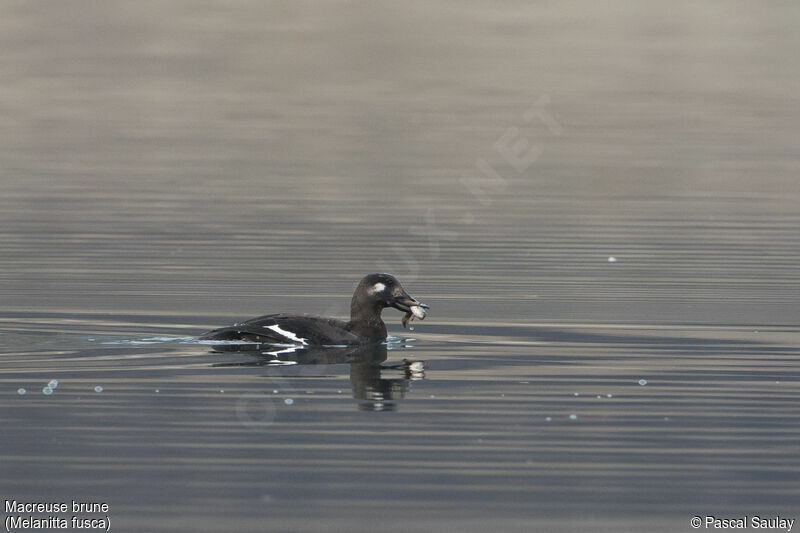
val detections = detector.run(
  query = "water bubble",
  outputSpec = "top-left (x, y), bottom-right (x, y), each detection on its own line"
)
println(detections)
top-left (219, 389), bottom-right (225, 393)
top-left (17, 388), bottom-right (26, 395)
top-left (607, 394), bottom-right (613, 398)
top-left (638, 379), bottom-right (648, 386)
top-left (42, 387), bottom-right (53, 395)
top-left (155, 389), bottom-right (160, 393)
top-left (569, 414), bottom-right (578, 420)
top-left (545, 416), bottom-right (552, 422)
top-left (573, 392), bottom-right (580, 397)
top-left (284, 398), bottom-right (294, 405)
top-left (48, 380), bottom-right (59, 389)
top-left (94, 386), bottom-right (103, 393)
top-left (608, 256), bottom-right (617, 263)
top-left (272, 390), bottom-right (279, 394)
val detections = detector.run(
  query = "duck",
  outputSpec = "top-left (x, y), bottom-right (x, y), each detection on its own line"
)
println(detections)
top-left (199, 273), bottom-right (429, 345)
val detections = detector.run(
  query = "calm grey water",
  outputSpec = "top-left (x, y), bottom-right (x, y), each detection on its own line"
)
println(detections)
top-left (1, 2), bottom-right (799, 532)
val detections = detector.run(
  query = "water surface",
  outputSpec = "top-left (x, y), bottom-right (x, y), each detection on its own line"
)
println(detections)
top-left (1, 1), bottom-right (799, 532)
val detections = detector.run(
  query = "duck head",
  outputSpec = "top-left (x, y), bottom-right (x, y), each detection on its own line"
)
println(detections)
top-left (350, 273), bottom-right (429, 327)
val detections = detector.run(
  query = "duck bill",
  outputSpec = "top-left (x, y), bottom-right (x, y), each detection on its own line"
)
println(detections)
top-left (391, 294), bottom-right (429, 313)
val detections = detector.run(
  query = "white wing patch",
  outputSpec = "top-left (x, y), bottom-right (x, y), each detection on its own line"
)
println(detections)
top-left (370, 282), bottom-right (386, 294)
top-left (264, 324), bottom-right (308, 345)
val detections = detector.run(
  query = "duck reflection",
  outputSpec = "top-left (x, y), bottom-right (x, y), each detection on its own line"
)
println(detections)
top-left (209, 343), bottom-right (424, 411)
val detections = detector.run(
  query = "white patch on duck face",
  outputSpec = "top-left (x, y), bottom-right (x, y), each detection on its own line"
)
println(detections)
top-left (369, 282), bottom-right (387, 294)
top-left (264, 324), bottom-right (308, 345)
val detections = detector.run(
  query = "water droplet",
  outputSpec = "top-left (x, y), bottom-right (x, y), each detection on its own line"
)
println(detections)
top-left (337, 390), bottom-right (343, 394)
top-left (608, 256), bottom-right (617, 263)
top-left (155, 389), bottom-right (160, 393)
top-left (638, 379), bottom-right (648, 386)
top-left (219, 389), bottom-right (225, 393)
top-left (573, 392), bottom-right (579, 396)
top-left (607, 394), bottom-right (613, 398)
top-left (42, 387), bottom-right (53, 395)
top-left (284, 398), bottom-right (294, 405)
top-left (272, 390), bottom-right (279, 394)
top-left (408, 326), bottom-right (415, 331)
top-left (569, 414), bottom-right (578, 420)
top-left (48, 380), bottom-right (59, 389)
top-left (596, 395), bottom-right (602, 399)
top-left (429, 395), bottom-right (436, 399)
top-left (94, 386), bottom-right (103, 393)
top-left (545, 416), bottom-right (552, 422)
top-left (17, 388), bottom-right (26, 395)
